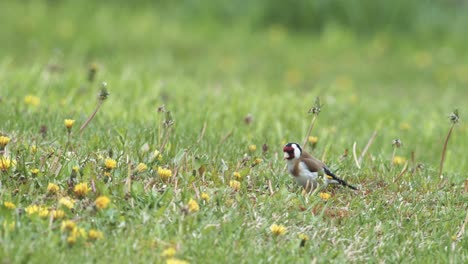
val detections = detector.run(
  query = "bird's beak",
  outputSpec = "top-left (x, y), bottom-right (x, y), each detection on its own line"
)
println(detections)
top-left (283, 152), bottom-right (289, 160)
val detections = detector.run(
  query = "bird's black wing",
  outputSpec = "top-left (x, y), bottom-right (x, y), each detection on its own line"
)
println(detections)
top-left (323, 166), bottom-right (357, 190)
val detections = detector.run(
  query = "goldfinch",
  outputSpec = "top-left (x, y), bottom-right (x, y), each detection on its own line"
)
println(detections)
top-left (283, 142), bottom-right (357, 190)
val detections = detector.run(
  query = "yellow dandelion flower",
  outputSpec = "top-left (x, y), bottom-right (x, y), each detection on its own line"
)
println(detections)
top-left (73, 182), bottom-right (89, 198)
top-left (229, 180), bottom-right (241, 191)
top-left (0, 136), bottom-right (10, 148)
top-left (399, 122), bottom-right (411, 131)
top-left (393, 156), bottom-right (406, 165)
top-left (248, 144), bottom-right (257, 152)
top-left (38, 206), bottom-right (49, 218)
top-left (299, 233), bottom-right (309, 241)
top-left (24, 95), bottom-right (40, 106)
top-left (201, 192), bottom-right (210, 202)
top-left (30, 145), bottom-right (37, 154)
top-left (25, 204), bottom-right (40, 215)
top-left (30, 168), bottom-right (39, 176)
top-left (161, 247), bottom-right (177, 258)
top-left (95, 196), bottom-right (111, 209)
top-left (308, 136), bottom-right (318, 144)
top-left (61, 220), bottom-right (76, 232)
top-left (136, 162), bottom-right (148, 173)
top-left (152, 149), bottom-right (160, 158)
top-left (88, 229), bottom-right (104, 241)
top-left (51, 210), bottom-right (65, 220)
top-left (158, 167), bottom-right (172, 181)
top-left (270, 224), bottom-right (287, 236)
top-left (254, 158), bottom-right (263, 165)
top-left (233, 171), bottom-right (242, 180)
top-left (59, 197), bottom-right (75, 209)
top-left (319, 192), bottom-right (331, 201)
top-left (187, 199), bottom-right (200, 213)
top-left (166, 258), bottom-right (189, 264)
top-left (104, 158), bottom-right (117, 170)
top-left (64, 119), bottom-right (75, 129)
top-left (47, 183), bottom-right (60, 194)
top-left (0, 157), bottom-right (14, 171)
top-left (4, 201), bottom-right (16, 210)
top-left (67, 235), bottom-right (77, 245)
top-left (70, 227), bottom-right (87, 239)
top-left (72, 166), bottom-right (80, 173)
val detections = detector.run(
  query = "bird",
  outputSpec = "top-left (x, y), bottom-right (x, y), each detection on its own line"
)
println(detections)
top-left (283, 142), bottom-right (357, 191)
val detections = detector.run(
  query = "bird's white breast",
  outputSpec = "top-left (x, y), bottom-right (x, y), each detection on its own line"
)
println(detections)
top-left (287, 160), bottom-right (319, 188)
top-left (296, 162), bottom-right (318, 187)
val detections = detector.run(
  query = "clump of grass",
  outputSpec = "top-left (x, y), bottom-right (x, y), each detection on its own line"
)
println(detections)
top-left (438, 109), bottom-right (459, 181)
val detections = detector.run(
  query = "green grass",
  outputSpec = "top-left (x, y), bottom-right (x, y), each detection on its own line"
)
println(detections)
top-left (0, 1), bottom-right (467, 263)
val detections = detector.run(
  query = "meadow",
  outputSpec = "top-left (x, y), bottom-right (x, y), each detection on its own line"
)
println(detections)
top-left (0, 1), bottom-right (467, 263)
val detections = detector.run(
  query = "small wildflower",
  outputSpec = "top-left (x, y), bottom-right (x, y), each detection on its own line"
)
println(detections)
top-left (4, 201), bottom-right (16, 209)
top-left (104, 171), bottom-right (111, 177)
top-left (166, 258), bottom-right (189, 264)
top-left (308, 136), bottom-right (318, 145)
top-left (24, 95), bottom-right (40, 106)
top-left (299, 233), bottom-right (309, 241)
top-left (25, 205), bottom-right (38, 215)
top-left (299, 233), bottom-right (309, 247)
top-left (30, 145), bottom-right (37, 154)
top-left (0, 157), bottom-right (14, 171)
top-left (392, 139), bottom-right (402, 148)
top-left (161, 247), bottom-right (177, 258)
top-left (151, 150), bottom-right (161, 161)
top-left (233, 171), bottom-right (242, 180)
top-left (88, 229), bottom-right (104, 241)
top-left (399, 123), bottom-right (411, 131)
top-left (187, 199), bottom-right (200, 213)
top-left (308, 97), bottom-right (322, 115)
top-left (95, 196), bottom-right (111, 209)
top-left (158, 167), bottom-right (172, 181)
top-left (59, 197), bottom-right (75, 209)
top-left (73, 182), bottom-right (90, 198)
top-left (248, 144), bottom-right (257, 152)
top-left (38, 207), bottom-right (49, 218)
top-left (254, 158), bottom-right (263, 165)
top-left (104, 158), bottom-right (117, 170)
top-left (64, 119), bottom-right (75, 129)
top-left (67, 235), bottom-right (77, 245)
top-left (47, 183), bottom-right (60, 194)
top-left (319, 192), bottom-right (331, 201)
top-left (393, 156), bottom-right (406, 165)
top-left (98, 84), bottom-right (109, 101)
top-left (0, 136), bottom-right (10, 149)
top-left (449, 109), bottom-right (459, 124)
top-left (30, 168), bottom-right (40, 176)
top-left (72, 166), bottom-right (80, 173)
top-left (229, 180), bottom-right (241, 191)
top-left (201, 192), bottom-right (210, 202)
top-left (51, 209), bottom-right (65, 220)
top-left (61, 220), bottom-right (77, 232)
top-left (136, 163), bottom-right (148, 173)
top-left (70, 227), bottom-right (87, 239)
top-left (270, 224), bottom-right (287, 236)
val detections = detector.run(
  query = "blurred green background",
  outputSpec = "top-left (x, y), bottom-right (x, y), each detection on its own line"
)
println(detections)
top-left (0, 0), bottom-right (466, 172)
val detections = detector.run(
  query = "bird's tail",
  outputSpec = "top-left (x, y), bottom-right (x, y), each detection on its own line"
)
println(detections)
top-left (324, 167), bottom-right (358, 190)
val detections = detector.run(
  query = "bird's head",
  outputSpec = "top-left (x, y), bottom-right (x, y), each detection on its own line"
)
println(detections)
top-left (283, 143), bottom-right (302, 160)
